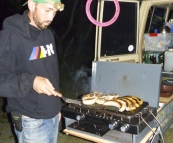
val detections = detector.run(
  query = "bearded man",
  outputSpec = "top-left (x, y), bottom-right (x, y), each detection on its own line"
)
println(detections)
top-left (0, 0), bottom-right (64, 142)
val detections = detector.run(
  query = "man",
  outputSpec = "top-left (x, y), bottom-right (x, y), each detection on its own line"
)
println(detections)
top-left (0, 0), bottom-right (64, 142)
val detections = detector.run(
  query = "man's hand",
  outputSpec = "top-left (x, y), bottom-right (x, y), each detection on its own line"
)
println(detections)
top-left (33, 76), bottom-right (62, 97)
top-left (58, 112), bottom-right (61, 121)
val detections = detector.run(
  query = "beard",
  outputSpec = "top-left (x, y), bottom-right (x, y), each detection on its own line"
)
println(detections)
top-left (33, 7), bottom-right (51, 29)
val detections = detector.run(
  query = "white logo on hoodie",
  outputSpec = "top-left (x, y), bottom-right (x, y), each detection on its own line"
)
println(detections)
top-left (29, 43), bottom-right (54, 61)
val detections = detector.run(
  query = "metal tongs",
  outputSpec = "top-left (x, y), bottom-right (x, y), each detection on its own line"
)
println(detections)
top-left (55, 90), bottom-right (82, 105)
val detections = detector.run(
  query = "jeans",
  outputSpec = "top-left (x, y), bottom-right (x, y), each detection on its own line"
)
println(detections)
top-left (14, 114), bottom-right (59, 143)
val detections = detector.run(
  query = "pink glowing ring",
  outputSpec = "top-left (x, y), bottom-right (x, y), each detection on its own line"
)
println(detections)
top-left (86, 0), bottom-right (120, 27)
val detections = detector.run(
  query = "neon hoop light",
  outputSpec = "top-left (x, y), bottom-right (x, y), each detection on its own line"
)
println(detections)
top-left (86, 0), bottom-right (120, 27)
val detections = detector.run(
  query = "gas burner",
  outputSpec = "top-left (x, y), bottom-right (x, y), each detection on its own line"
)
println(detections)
top-left (62, 101), bottom-right (157, 136)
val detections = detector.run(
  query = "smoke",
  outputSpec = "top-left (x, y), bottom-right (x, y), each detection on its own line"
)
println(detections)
top-left (73, 66), bottom-right (91, 96)
top-left (60, 65), bottom-right (91, 98)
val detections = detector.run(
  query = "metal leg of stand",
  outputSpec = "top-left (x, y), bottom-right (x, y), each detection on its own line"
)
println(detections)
top-left (149, 128), bottom-right (157, 143)
top-left (158, 126), bottom-right (165, 143)
top-left (148, 109), bottom-right (165, 143)
top-left (150, 126), bottom-right (165, 143)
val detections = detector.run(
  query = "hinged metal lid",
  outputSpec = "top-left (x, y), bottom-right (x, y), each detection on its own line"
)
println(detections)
top-left (91, 61), bottom-right (162, 108)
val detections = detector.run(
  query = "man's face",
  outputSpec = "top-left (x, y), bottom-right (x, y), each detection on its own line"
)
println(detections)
top-left (33, 3), bottom-right (57, 29)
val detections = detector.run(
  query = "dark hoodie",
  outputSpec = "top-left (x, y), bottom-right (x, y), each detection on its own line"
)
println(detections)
top-left (0, 10), bottom-right (62, 119)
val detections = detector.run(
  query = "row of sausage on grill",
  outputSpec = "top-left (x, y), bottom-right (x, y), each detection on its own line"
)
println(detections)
top-left (81, 92), bottom-right (143, 112)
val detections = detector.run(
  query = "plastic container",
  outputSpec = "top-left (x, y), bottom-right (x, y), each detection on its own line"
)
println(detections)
top-left (160, 84), bottom-right (173, 93)
top-left (143, 33), bottom-right (172, 51)
top-left (164, 48), bottom-right (173, 71)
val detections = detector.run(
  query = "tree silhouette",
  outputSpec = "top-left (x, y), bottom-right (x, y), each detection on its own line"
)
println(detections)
top-left (50, 0), bottom-right (97, 68)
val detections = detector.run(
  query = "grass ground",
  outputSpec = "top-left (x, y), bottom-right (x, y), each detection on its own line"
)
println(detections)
top-left (0, 98), bottom-right (92, 143)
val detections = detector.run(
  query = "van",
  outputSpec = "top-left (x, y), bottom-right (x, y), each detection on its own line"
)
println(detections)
top-left (62, 1), bottom-right (173, 143)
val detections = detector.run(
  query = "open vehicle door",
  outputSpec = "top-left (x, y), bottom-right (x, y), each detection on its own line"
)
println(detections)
top-left (94, 0), bottom-right (173, 64)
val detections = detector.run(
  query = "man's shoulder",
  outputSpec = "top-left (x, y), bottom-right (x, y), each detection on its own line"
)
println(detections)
top-left (0, 27), bottom-right (14, 43)
top-left (2, 10), bottom-right (29, 31)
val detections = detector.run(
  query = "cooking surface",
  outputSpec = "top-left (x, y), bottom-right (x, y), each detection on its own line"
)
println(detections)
top-left (68, 101), bottom-right (149, 119)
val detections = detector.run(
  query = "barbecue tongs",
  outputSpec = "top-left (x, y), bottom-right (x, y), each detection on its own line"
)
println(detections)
top-left (55, 90), bottom-right (82, 105)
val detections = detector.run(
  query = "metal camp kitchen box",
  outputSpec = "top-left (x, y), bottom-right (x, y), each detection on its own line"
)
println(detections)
top-left (62, 61), bottom-right (162, 143)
